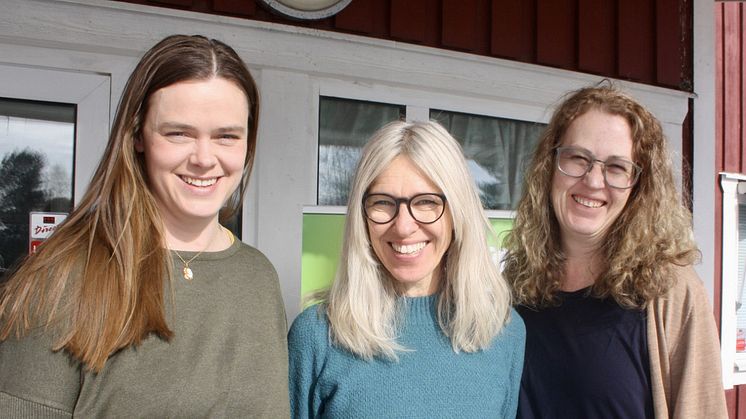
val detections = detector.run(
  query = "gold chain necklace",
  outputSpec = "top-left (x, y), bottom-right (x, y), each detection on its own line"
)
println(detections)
top-left (172, 226), bottom-right (234, 281)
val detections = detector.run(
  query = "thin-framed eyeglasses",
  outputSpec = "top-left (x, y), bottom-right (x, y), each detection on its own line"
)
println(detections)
top-left (555, 146), bottom-right (642, 189)
top-left (363, 193), bottom-right (447, 224)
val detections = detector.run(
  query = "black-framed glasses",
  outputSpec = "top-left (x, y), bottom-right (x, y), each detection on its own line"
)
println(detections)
top-left (363, 193), bottom-right (447, 224)
top-left (555, 146), bottom-right (642, 189)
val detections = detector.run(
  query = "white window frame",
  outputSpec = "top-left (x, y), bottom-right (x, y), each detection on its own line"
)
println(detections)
top-left (720, 172), bottom-right (746, 388)
top-left (314, 80), bottom-right (553, 220)
top-left (0, 64), bottom-right (110, 206)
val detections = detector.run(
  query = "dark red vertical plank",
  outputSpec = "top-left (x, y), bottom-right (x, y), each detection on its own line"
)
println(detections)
top-left (618, 0), bottom-right (655, 83)
top-left (577, 0), bottom-right (615, 76)
top-left (655, 0), bottom-right (684, 88)
top-left (442, 0), bottom-right (479, 51)
top-left (726, 388), bottom-right (736, 419)
top-left (213, 0), bottom-right (256, 16)
top-left (335, 0), bottom-right (382, 35)
top-left (730, 385), bottom-right (746, 419)
top-left (723, 2), bottom-right (741, 173)
top-left (739, 384), bottom-right (746, 419)
top-left (536, 0), bottom-right (576, 69)
top-left (390, 0), bottom-right (429, 43)
top-left (490, 0), bottom-right (535, 61)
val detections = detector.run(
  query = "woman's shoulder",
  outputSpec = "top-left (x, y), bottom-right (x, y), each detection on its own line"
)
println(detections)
top-left (657, 264), bottom-right (708, 305)
top-left (502, 307), bottom-right (526, 340)
top-left (220, 241), bottom-right (278, 278)
top-left (233, 241), bottom-right (273, 265)
top-left (288, 304), bottom-right (330, 350)
top-left (649, 264), bottom-right (712, 323)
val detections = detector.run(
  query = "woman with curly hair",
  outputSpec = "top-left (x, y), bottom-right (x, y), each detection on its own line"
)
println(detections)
top-left (288, 120), bottom-right (525, 418)
top-left (503, 84), bottom-right (727, 418)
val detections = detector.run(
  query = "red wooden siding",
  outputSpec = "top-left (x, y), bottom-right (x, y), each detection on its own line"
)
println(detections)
top-left (111, 0), bottom-right (693, 91)
top-left (536, 0), bottom-right (577, 70)
top-left (618, 0), bottom-right (655, 83)
top-left (490, 0), bottom-right (535, 62)
top-left (717, 2), bottom-right (746, 418)
top-left (577, 0), bottom-right (615, 76)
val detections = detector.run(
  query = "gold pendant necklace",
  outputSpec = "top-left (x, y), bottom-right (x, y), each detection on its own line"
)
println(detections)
top-left (171, 226), bottom-right (234, 281)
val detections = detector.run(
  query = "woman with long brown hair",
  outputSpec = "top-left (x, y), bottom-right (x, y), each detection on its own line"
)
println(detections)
top-left (503, 84), bottom-right (727, 418)
top-left (0, 35), bottom-right (289, 417)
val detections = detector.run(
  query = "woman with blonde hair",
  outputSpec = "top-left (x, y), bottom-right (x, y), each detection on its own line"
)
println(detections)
top-left (288, 120), bottom-right (525, 418)
top-left (0, 35), bottom-right (289, 416)
top-left (503, 84), bottom-right (727, 418)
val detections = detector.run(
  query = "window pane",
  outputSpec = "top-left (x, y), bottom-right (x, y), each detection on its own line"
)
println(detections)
top-left (0, 98), bottom-right (75, 279)
top-left (736, 203), bottom-right (746, 353)
top-left (431, 109), bottom-right (545, 210)
top-left (318, 97), bottom-right (404, 205)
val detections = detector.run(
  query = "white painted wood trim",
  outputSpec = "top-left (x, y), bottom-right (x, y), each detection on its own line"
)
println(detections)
top-left (693, 0), bottom-right (717, 307)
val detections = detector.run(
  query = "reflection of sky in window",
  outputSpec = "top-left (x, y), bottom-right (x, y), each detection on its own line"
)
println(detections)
top-left (0, 115), bottom-right (74, 195)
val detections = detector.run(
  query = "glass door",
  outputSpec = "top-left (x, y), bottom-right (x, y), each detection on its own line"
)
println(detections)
top-left (0, 99), bottom-right (75, 275)
top-left (0, 64), bottom-right (110, 280)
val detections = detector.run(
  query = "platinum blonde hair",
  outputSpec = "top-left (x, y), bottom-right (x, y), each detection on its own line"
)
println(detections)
top-left (321, 120), bottom-right (512, 360)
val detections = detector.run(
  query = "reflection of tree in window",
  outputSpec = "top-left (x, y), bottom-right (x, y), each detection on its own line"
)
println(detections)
top-left (0, 150), bottom-right (56, 279)
top-left (318, 97), bottom-right (404, 206)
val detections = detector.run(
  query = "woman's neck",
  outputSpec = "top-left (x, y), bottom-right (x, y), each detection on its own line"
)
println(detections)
top-left (162, 217), bottom-right (231, 252)
top-left (560, 242), bottom-right (604, 292)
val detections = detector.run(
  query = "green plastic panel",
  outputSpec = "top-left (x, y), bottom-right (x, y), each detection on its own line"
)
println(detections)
top-left (301, 212), bottom-right (513, 297)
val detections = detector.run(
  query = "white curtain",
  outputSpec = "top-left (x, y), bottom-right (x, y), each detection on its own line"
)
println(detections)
top-left (432, 110), bottom-right (544, 210)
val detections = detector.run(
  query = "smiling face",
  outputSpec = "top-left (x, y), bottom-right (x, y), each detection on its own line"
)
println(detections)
top-left (550, 108), bottom-right (635, 251)
top-left (136, 77), bottom-right (249, 232)
top-left (366, 155), bottom-right (453, 297)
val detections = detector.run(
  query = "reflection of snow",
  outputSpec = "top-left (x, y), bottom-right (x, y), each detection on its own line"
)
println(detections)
top-left (467, 159), bottom-right (498, 186)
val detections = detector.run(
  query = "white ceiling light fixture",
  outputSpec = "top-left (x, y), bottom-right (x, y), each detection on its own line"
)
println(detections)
top-left (259, 0), bottom-right (353, 20)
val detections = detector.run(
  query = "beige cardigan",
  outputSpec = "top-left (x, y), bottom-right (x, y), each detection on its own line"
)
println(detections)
top-left (647, 265), bottom-right (729, 418)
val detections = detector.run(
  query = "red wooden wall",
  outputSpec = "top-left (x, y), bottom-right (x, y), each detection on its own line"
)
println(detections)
top-left (717, 3), bottom-right (746, 417)
top-left (112, 0), bottom-right (693, 91)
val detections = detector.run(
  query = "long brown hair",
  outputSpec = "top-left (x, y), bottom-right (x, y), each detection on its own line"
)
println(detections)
top-left (503, 84), bottom-right (698, 309)
top-left (0, 35), bottom-right (259, 371)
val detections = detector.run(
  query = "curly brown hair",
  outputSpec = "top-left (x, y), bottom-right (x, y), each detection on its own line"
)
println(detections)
top-left (502, 84), bottom-right (699, 309)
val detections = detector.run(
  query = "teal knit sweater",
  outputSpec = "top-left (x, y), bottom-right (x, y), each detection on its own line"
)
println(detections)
top-left (288, 295), bottom-right (525, 418)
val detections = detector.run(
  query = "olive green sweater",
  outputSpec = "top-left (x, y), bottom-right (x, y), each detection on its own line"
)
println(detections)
top-left (0, 239), bottom-right (290, 418)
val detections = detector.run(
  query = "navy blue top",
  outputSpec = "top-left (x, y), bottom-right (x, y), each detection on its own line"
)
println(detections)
top-left (516, 288), bottom-right (654, 419)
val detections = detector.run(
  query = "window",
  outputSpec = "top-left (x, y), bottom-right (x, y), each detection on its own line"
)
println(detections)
top-left (431, 109), bottom-right (544, 210)
top-left (720, 172), bottom-right (746, 388)
top-left (316, 97), bottom-right (545, 210)
top-left (318, 96), bottom-right (405, 206)
top-left (0, 98), bottom-right (75, 279)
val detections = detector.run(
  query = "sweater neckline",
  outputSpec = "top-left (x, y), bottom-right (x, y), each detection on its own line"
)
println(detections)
top-left (168, 235), bottom-right (241, 262)
top-left (399, 294), bottom-right (438, 324)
